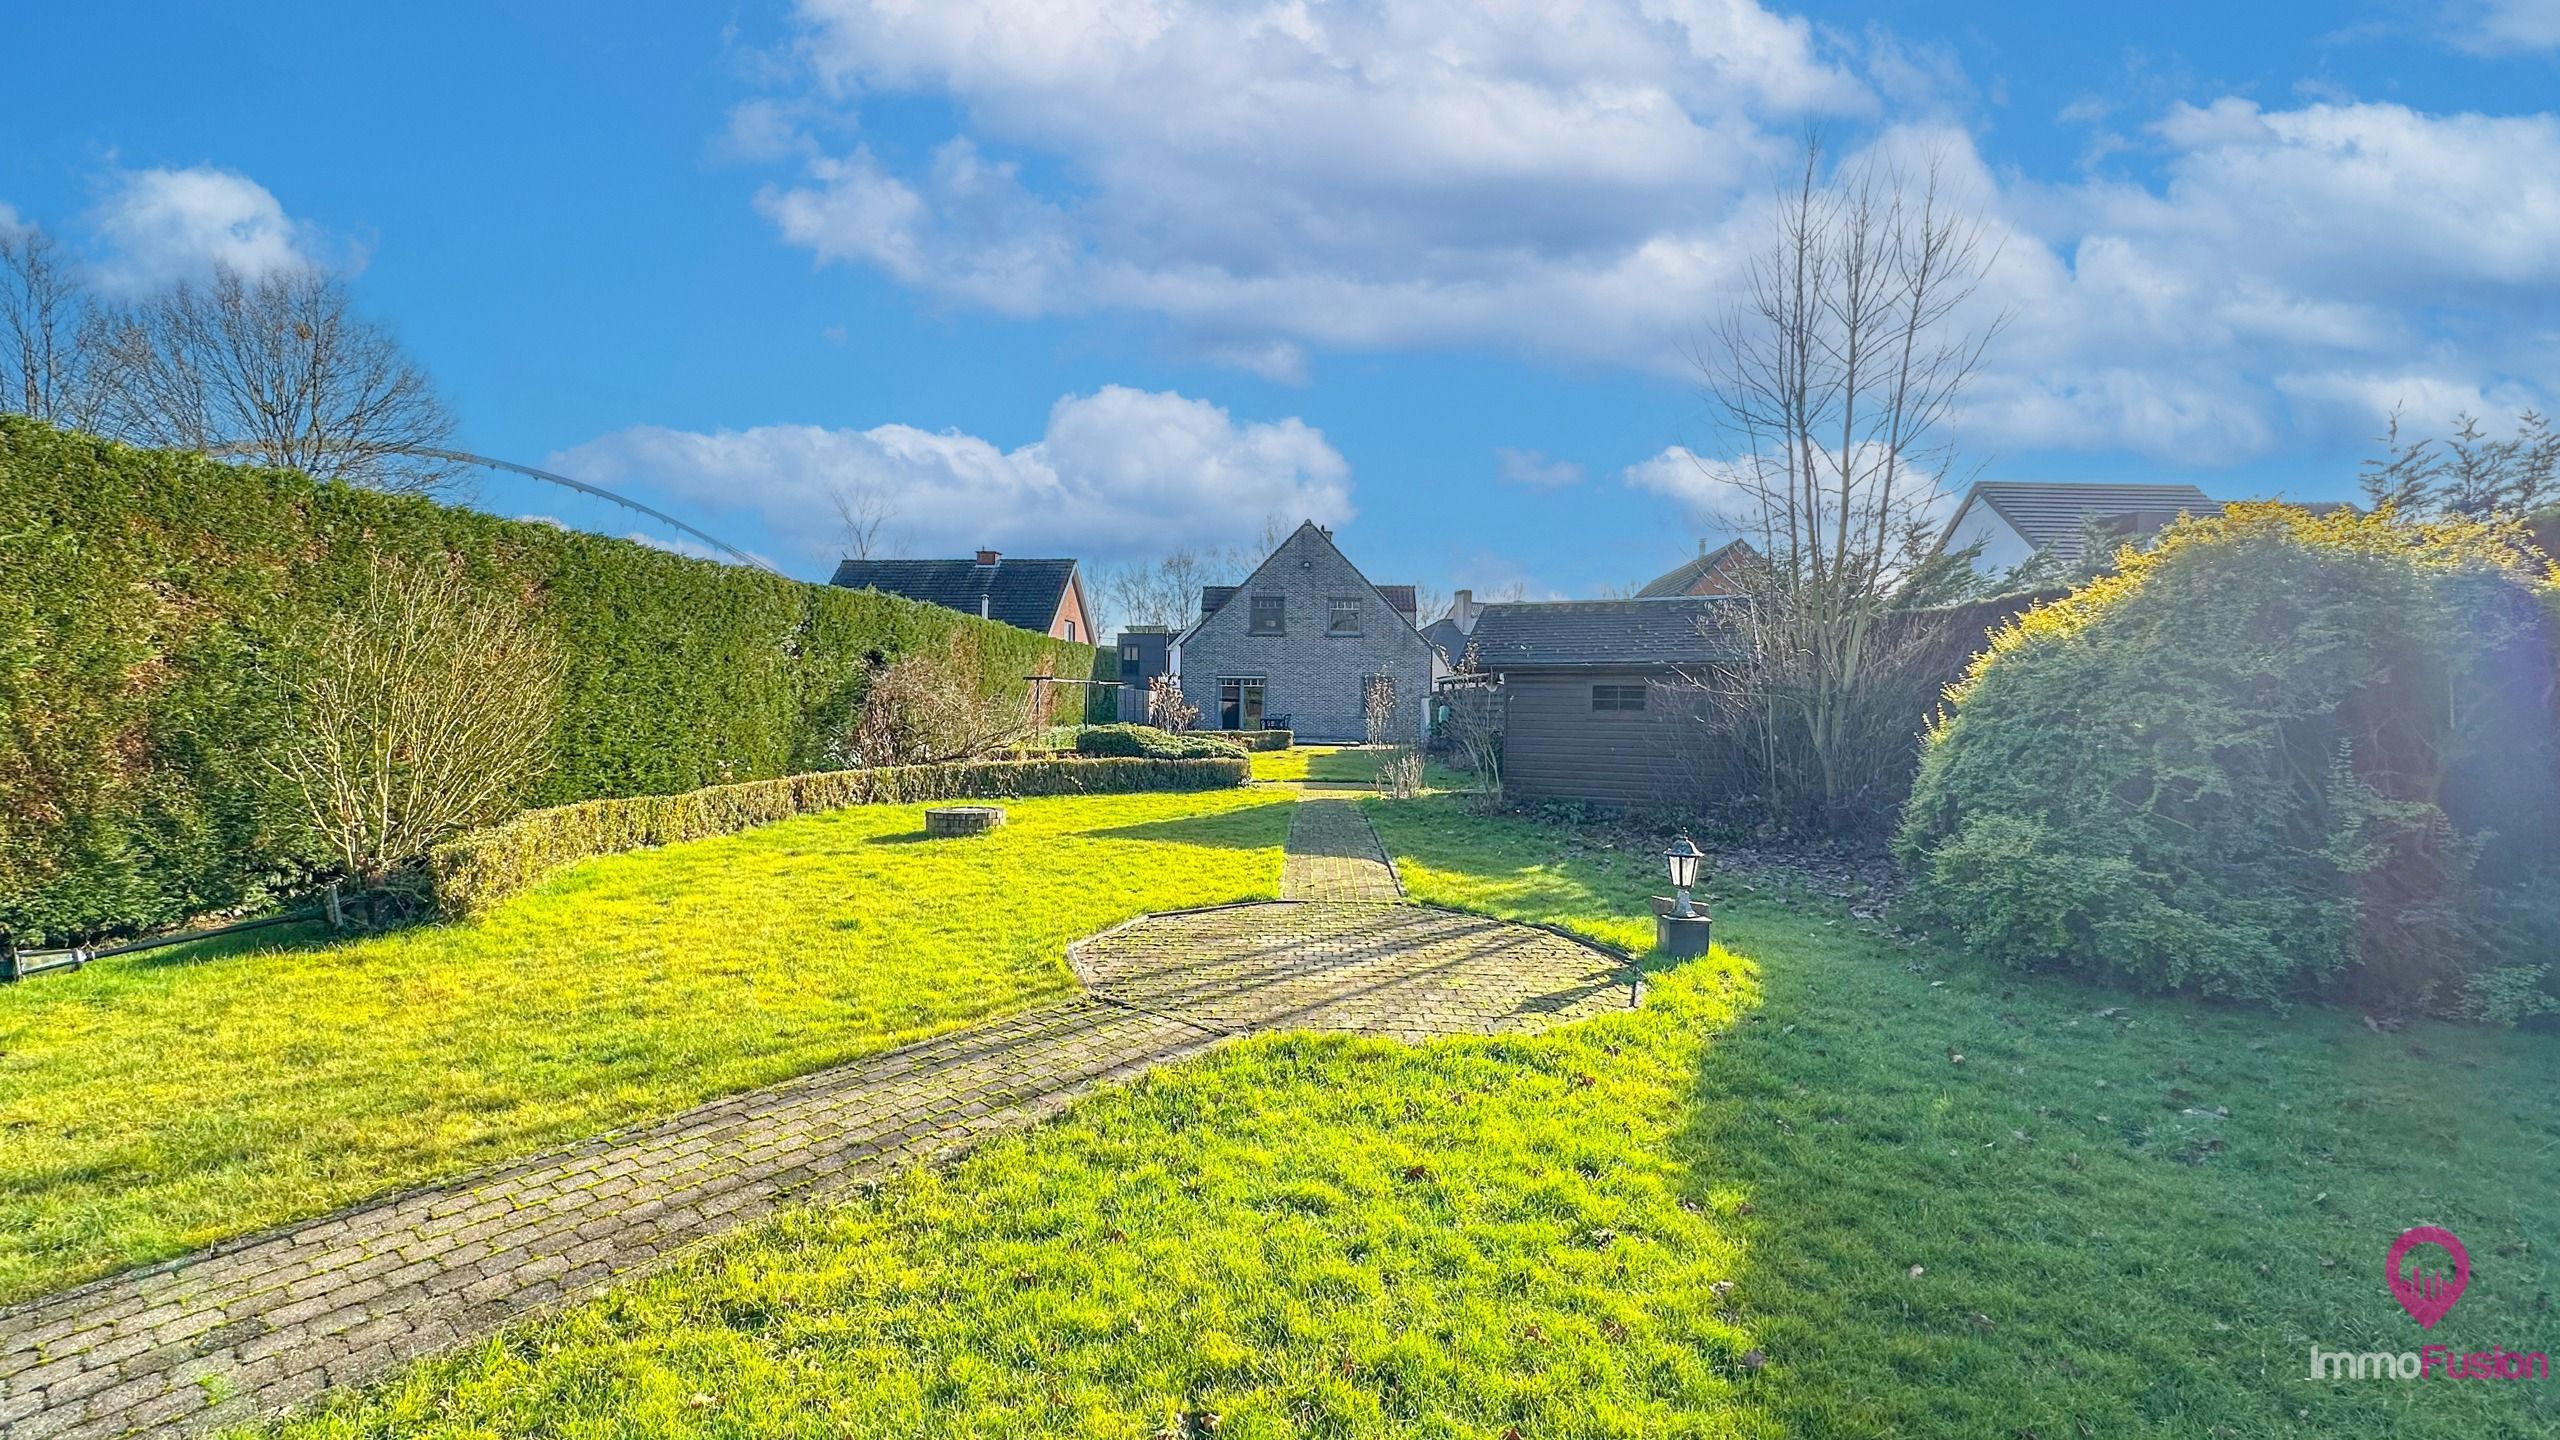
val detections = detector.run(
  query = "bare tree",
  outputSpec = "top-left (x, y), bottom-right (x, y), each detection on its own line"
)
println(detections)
top-left (272, 556), bottom-right (562, 895)
top-left (1687, 141), bottom-right (2006, 832)
top-left (828, 479), bottom-right (899, 559)
top-left (98, 263), bottom-right (459, 493)
top-left (0, 222), bottom-right (109, 430)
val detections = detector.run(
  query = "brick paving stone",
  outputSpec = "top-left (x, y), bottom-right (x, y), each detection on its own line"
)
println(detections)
top-left (1280, 796), bottom-right (1402, 901)
top-left (0, 796), bottom-right (1637, 1440)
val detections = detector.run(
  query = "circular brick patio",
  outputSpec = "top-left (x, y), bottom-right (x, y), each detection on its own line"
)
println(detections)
top-left (1070, 901), bottom-right (1638, 1042)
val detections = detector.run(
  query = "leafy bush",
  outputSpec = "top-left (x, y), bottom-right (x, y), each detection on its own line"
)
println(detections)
top-left (1193, 729), bottom-right (1294, 752)
top-left (1073, 724), bottom-right (1248, 760)
top-left (0, 418), bottom-right (1101, 943)
top-left (1897, 505), bottom-right (2560, 1016)
top-left (428, 755), bottom-right (1249, 918)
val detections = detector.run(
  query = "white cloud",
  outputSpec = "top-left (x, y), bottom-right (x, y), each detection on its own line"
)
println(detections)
top-left (739, 4), bottom-right (2559, 465)
top-left (1496, 448), bottom-right (1586, 489)
top-left (2447, 0), bottom-right (2560, 53)
top-left (1623, 445), bottom-right (1752, 522)
top-left (550, 385), bottom-right (1353, 567)
top-left (87, 166), bottom-right (325, 292)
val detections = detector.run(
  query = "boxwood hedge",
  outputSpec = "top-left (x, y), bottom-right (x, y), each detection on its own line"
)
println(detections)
top-left (427, 754), bottom-right (1249, 918)
top-left (0, 419), bottom-right (1108, 943)
top-left (1072, 724), bottom-right (1250, 760)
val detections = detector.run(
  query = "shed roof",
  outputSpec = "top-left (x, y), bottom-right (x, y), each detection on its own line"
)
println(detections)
top-left (1465, 596), bottom-right (1743, 670)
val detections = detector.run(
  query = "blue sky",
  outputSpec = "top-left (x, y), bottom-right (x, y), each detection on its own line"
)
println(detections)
top-left (6, 1), bottom-right (2557, 605)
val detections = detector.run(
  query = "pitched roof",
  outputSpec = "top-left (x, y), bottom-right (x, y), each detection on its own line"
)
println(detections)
top-left (1957, 481), bottom-right (2218, 558)
top-left (1176, 521), bottom-right (1424, 648)
top-left (827, 556), bottom-right (1079, 633)
top-left (1464, 596), bottom-right (1743, 670)
top-left (1636, 539), bottom-right (1760, 598)
top-left (1419, 616), bottom-right (1468, 662)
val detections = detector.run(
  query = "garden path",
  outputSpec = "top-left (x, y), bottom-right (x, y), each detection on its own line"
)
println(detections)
top-left (0, 796), bottom-right (1634, 1440)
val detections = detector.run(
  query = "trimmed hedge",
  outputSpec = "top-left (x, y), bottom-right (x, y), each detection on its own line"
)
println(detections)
top-left (1194, 728), bottom-right (1294, 751)
top-left (428, 754), bottom-right (1250, 918)
top-left (0, 419), bottom-right (1103, 943)
top-left (1073, 724), bottom-right (1249, 760)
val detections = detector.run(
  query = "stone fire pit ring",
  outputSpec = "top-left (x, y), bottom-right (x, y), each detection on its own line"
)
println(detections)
top-left (924, 805), bottom-right (1006, 838)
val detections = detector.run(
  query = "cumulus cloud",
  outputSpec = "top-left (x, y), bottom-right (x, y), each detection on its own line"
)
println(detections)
top-left (87, 166), bottom-right (326, 293)
top-left (550, 385), bottom-right (1353, 567)
top-left (737, 3), bottom-right (2559, 464)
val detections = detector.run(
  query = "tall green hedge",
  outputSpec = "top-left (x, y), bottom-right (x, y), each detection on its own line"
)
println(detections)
top-left (0, 419), bottom-right (1102, 943)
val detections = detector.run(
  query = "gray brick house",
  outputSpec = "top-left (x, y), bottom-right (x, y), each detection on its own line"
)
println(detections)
top-left (1172, 522), bottom-right (1432, 743)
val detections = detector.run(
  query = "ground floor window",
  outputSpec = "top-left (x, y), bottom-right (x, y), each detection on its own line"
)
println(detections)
top-left (1219, 676), bottom-right (1266, 730)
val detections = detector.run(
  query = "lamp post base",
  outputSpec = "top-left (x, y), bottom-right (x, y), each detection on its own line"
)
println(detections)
top-left (1651, 897), bottom-right (1713, 959)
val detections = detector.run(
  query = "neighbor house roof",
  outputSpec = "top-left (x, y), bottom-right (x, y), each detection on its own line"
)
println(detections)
top-left (1952, 481), bottom-right (2219, 561)
top-left (1464, 596), bottom-right (1743, 670)
top-left (828, 556), bottom-right (1080, 633)
top-left (1635, 539), bottom-right (1761, 598)
top-left (1419, 616), bottom-right (1468, 663)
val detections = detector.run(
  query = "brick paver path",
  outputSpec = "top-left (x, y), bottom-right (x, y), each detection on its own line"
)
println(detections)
top-left (1, 797), bottom-right (1635, 1440)
top-left (1279, 795), bottom-right (1402, 900)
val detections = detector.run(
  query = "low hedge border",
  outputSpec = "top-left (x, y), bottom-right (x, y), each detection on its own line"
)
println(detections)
top-left (1072, 724), bottom-right (1249, 760)
top-left (1193, 729), bottom-right (1294, 752)
top-left (428, 755), bottom-right (1250, 919)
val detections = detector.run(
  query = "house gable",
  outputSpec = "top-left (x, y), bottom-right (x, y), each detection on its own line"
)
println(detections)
top-left (1173, 521), bottom-right (1432, 743)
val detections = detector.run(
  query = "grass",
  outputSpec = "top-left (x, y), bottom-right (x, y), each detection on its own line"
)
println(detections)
top-left (0, 786), bottom-right (1293, 1304)
top-left (1250, 745), bottom-right (1476, 790)
top-left (259, 798), bottom-right (2559, 1438)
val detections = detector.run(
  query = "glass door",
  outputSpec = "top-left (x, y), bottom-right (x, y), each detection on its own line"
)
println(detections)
top-left (1219, 678), bottom-right (1265, 730)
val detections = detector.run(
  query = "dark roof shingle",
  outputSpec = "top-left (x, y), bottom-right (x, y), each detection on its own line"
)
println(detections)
top-left (828, 557), bottom-right (1078, 633)
top-left (1966, 482), bottom-right (2217, 553)
top-left (1465, 596), bottom-right (1743, 670)
top-left (1635, 539), bottom-right (1759, 598)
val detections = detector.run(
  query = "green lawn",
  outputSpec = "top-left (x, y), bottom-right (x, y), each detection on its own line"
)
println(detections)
top-left (259, 797), bottom-right (2559, 1439)
top-left (1250, 745), bottom-right (1476, 790)
top-left (0, 786), bottom-right (1293, 1304)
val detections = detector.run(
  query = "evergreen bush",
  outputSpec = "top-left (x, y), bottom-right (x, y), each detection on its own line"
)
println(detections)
top-left (1072, 724), bottom-right (1250, 760)
top-left (1897, 505), bottom-right (2560, 1018)
top-left (0, 419), bottom-right (1102, 942)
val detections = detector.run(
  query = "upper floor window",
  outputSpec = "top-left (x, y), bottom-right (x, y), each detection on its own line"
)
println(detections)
top-left (1328, 597), bottom-right (1362, 635)
top-left (1063, 620), bottom-right (1078, 642)
top-left (1592, 683), bottom-right (1648, 712)
top-left (1249, 595), bottom-right (1286, 635)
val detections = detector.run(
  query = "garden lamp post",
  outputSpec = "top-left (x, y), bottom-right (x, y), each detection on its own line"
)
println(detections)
top-left (1653, 834), bottom-right (1712, 959)
top-left (1664, 835), bottom-right (1704, 918)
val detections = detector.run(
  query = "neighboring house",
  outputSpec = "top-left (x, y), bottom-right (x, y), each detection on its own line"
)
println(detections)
top-left (1113, 626), bottom-right (1172, 721)
top-left (1172, 522), bottom-right (1432, 742)
top-left (1462, 596), bottom-right (1742, 805)
top-left (1934, 482), bottom-right (2218, 576)
top-left (1419, 588), bottom-right (1490, 667)
top-left (1636, 539), bottom-right (1761, 597)
top-left (827, 550), bottom-right (1096, 643)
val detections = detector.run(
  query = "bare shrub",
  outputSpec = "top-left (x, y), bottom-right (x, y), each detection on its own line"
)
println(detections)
top-left (271, 556), bottom-right (561, 890)
top-left (845, 629), bottom-right (1035, 767)
top-left (1146, 673), bottom-right (1199, 732)
top-left (1365, 673), bottom-right (1423, 799)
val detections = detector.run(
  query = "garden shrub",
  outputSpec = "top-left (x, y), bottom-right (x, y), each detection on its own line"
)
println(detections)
top-left (1192, 729), bottom-right (1294, 751)
top-left (1897, 504), bottom-right (2560, 1017)
top-left (0, 419), bottom-right (1102, 943)
top-left (427, 755), bottom-right (1250, 918)
top-left (1072, 724), bottom-right (1249, 760)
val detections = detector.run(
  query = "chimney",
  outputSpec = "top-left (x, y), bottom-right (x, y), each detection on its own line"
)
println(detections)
top-left (979, 594), bottom-right (991, 619)
top-left (1453, 588), bottom-right (1475, 629)
top-left (975, 549), bottom-right (1001, 566)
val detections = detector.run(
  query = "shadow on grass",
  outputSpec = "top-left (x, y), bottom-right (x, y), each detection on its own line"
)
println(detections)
top-left (1669, 902), bottom-right (2560, 1440)
top-left (1088, 806), bottom-right (1294, 853)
